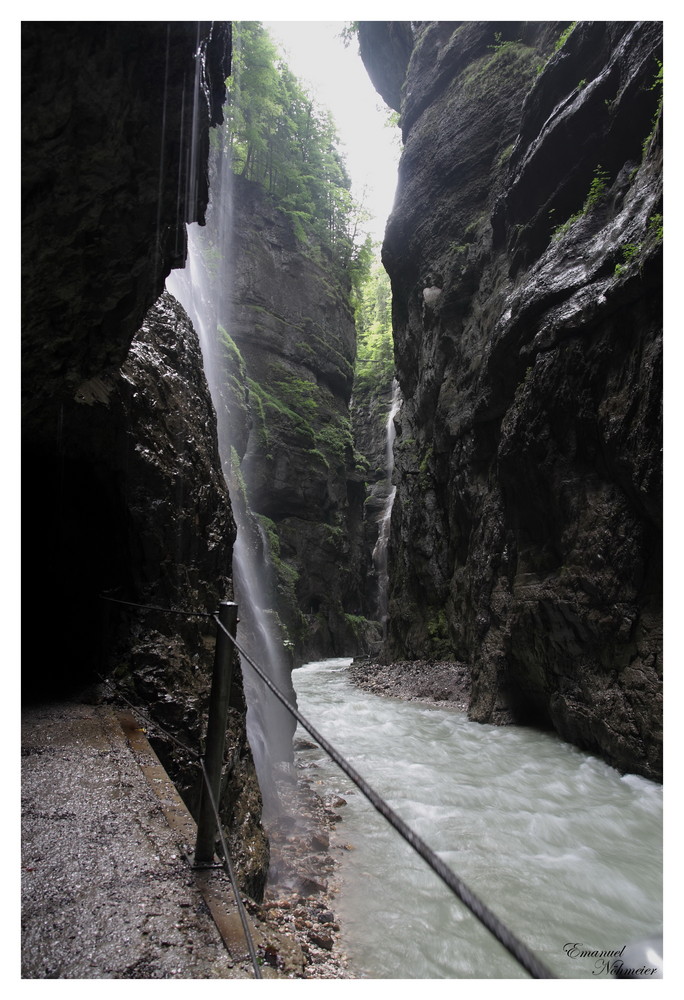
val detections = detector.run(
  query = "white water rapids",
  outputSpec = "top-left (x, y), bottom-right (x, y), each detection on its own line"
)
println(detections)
top-left (292, 658), bottom-right (662, 980)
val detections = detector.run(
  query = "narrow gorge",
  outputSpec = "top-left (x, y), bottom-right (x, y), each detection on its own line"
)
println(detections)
top-left (360, 20), bottom-right (662, 782)
top-left (22, 18), bottom-right (662, 980)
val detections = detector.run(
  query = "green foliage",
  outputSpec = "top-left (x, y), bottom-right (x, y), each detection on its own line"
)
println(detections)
top-left (537, 21), bottom-right (577, 76)
top-left (248, 375), bottom-right (315, 446)
top-left (339, 22), bottom-right (359, 48)
top-left (642, 58), bottom-right (663, 160)
top-left (348, 232), bottom-right (375, 310)
top-left (248, 364), bottom-right (353, 471)
top-left (344, 613), bottom-right (378, 635)
top-left (258, 514), bottom-right (300, 608)
top-left (385, 109), bottom-right (401, 130)
top-left (648, 213), bottom-right (663, 241)
top-left (550, 210), bottom-right (583, 240)
top-left (350, 255), bottom-right (397, 479)
top-left (615, 212), bottom-right (663, 276)
top-left (614, 214), bottom-right (663, 276)
top-left (228, 445), bottom-right (249, 511)
top-left (352, 256), bottom-right (395, 404)
top-left (621, 242), bottom-right (642, 263)
top-left (554, 22), bottom-right (577, 52)
top-left (551, 165), bottom-right (611, 241)
top-left (419, 443), bottom-right (434, 491)
top-left (426, 608), bottom-right (452, 657)
top-left (649, 58), bottom-right (663, 91)
top-left (584, 165), bottom-right (610, 210)
top-left (345, 613), bottom-right (370, 627)
top-left (354, 258), bottom-right (393, 364)
top-left (614, 242), bottom-right (642, 276)
top-left (273, 374), bottom-right (318, 418)
top-left (316, 417), bottom-right (354, 464)
top-left (496, 144), bottom-right (515, 168)
top-left (218, 326), bottom-right (246, 378)
top-left (488, 31), bottom-right (522, 53)
top-left (222, 21), bottom-right (368, 278)
top-left (464, 38), bottom-right (538, 100)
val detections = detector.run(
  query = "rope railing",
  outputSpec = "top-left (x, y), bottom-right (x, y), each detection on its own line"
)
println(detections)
top-left (197, 757), bottom-right (263, 978)
top-left (213, 613), bottom-right (556, 980)
top-left (99, 592), bottom-right (555, 979)
top-left (100, 593), bottom-right (215, 619)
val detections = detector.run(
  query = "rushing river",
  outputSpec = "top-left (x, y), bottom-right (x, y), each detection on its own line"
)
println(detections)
top-left (291, 658), bottom-right (663, 980)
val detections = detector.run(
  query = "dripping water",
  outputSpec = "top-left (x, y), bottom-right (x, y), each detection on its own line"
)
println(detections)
top-left (153, 24), bottom-right (171, 284)
top-left (372, 378), bottom-right (401, 638)
top-left (166, 36), bottom-right (296, 811)
top-left (186, 23), bottom-right (206, 227)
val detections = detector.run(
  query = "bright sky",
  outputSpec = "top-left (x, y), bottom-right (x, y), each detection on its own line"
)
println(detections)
top-left (263, 21), bottom-right (401, 246)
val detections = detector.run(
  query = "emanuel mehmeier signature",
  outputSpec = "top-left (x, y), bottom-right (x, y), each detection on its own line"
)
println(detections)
top-left (563, 942), bottom-right (660, 977)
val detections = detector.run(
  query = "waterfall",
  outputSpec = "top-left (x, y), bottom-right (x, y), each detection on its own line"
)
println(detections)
top-left (372, 378), bottom-right (402, 638)
top-left (166, 51), bottom-right (296, 810)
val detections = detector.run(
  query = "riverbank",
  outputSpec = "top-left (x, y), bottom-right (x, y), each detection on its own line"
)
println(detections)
top-left (291, 657), bottom-right (662, 979)
top-left (348, 658), bottom-right (470, 712)
top-left (256, 758), bottom-right (354, 978)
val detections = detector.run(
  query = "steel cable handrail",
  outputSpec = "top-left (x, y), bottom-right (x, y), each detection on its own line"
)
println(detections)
top-left (216, 615), bottom-right (556, 980)
top-left (97, 594), bottom-right (555, 977)
top-left (99, 593), bottom-right (215, 618)
top-left (197, 758), bottom-right (263, 978)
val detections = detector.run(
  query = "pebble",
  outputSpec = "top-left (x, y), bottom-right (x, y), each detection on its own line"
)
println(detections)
top-left (348, 658), bottom-right (470, 710)
top-left (254, 768), bottom-right (353, 979)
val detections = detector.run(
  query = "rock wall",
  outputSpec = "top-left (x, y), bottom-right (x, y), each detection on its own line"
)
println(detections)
top-left (22, 21), bottom-right (230, 425)
top-left (227, 175), bottom-right (367, 662)
top-left (85, 293), bottom-right (267, 895)
top-left (22, 22), bottom-right (270, 894)
top-left (22, 18), bottom-right (231, 690)
top-left (360, 20), bottom-right (662, 780)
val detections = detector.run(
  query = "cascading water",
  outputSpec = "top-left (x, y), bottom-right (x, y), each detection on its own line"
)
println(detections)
top-left (372, 378), bottom-right (401, 637)
top-left (166, 43), bottom-right (296, 809)
top-left (293, 658), bottom-right (663, 979)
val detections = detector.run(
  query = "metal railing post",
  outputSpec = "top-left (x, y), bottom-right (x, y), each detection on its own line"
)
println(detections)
top-left (194, 600), bottom-right (238, 866)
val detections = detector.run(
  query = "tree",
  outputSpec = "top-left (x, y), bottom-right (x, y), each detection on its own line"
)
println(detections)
top-left (222, 22), bottom-right (366, 276)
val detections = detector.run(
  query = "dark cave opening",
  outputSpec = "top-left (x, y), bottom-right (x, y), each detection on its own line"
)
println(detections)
top-left (22, 444), bottom-right (132, 701)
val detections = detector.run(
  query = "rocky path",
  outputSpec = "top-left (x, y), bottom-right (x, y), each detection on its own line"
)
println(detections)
top-left (21, 701), bottom-right (351, 979)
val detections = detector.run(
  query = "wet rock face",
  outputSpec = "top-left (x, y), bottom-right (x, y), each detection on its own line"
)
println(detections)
top-left (357, 21), bottom-right (414, 112)
top-left (228, 175), bottom-right (365, 662)
top-left (22, 22), bottom-right (230, 695)
top-left (22, 21), bottom-right (230, 430)
top-left (362, 21), bottom-right (662, 779)
top-left (22, 21), bottom-right (231, 691)
top-left (26, 291), bottom-right (269, 895)
top-left (22, 25), bottom-right (270, 892)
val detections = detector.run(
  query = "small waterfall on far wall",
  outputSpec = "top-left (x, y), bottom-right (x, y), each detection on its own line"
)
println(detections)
top-left (372, 378), bottom-right (402, 639)
top-left (166, 50), bottom-right (296, 811)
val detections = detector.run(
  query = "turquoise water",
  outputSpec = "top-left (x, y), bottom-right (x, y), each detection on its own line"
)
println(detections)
top-left (292, 658), bottom-right (663, 980)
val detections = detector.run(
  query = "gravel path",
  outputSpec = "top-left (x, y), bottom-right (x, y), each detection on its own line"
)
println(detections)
top-left (21, 701), bottom-right (352, 979)
top-left (21, 702), bottom-right (256, 978)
